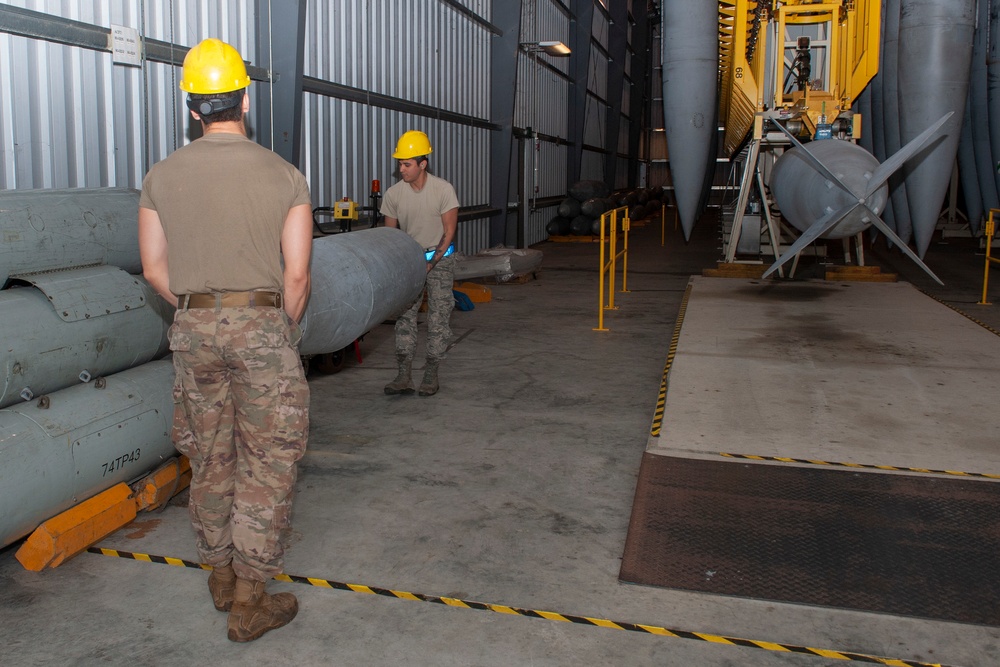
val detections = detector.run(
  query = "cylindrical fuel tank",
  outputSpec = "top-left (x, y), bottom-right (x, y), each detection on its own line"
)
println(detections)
top-left (0, 266), bottom-right (173, 408)
top-left (661, 0), bottom-right (718, 241)
top-left (0, 360), bottom-right (175, 548)
top-left (898, 0), bottom-right (976, 258)
top-left (882, 0), bottom-right (913, 244)
top-left (299, 227), bottom-right (426, 355)
top-left (0, 188), bottom-right (141, 285)
top-left (770, 139), bottom-right (888, 239)
top-left (970, 0), bottom-right (998, 227)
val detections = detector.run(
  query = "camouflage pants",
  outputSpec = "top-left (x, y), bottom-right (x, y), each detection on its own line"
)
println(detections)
top-left (395, 254), bottom-right (456, 361)
top-left (169, 306), bottom-right (309, 582)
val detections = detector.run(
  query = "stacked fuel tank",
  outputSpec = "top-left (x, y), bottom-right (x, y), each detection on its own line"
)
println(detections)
top-left (0, 188), bottom-right (427, 550)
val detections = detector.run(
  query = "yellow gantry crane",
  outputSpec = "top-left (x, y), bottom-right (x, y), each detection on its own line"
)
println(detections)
top-left (718, 0), bottom-right (881, 157)
top-left (716, 0), bottom-right (882, 265)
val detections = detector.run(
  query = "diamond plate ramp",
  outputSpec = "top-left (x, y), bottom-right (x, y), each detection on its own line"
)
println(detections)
top-left (619, 454), bottom-right (1000, 626)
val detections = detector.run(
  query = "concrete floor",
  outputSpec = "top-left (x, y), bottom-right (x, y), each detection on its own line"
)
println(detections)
top-left (2, 212), bottom-right (999, 666)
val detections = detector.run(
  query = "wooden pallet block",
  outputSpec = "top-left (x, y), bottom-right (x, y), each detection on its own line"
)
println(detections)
top-left (548, 235), bottom-right (599, 243)
top-left (825, 266), bottom-right (898, 282)
top-left (499, 270), bottom-right (539, 284)
top-left (702, 262), bottom-right (767, 279)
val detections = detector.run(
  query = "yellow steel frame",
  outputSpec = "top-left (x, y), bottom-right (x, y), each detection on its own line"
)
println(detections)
top-left (719, 0), bottom-right (766, 158)
top-left (717, 1), bottom-right (881, 157)
top-left (980, 210), bottom-right (998, 306)
top-left (844, 0), bottom-right (881, 107)
top-left (593, 206), bottom-right (631, 332)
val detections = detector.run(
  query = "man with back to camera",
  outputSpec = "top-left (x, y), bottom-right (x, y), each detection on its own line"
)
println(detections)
top-left (137, 38), bottom-right (313, 643)
top-left (381, 130), bottom-right (460, 397)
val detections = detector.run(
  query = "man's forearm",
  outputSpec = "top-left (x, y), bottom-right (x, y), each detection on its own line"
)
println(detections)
top-left (283, 274), bottom-right (311, 322)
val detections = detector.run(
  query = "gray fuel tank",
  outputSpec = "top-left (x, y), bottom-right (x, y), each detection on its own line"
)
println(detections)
top-left (299, 227), bottom-right (426, 355)
top-left (0, 265), bottom-right (172, 409)
top-left (0, 360), bottom-right (175, 548)
top-left (0, 188), bottom-right (141, 285)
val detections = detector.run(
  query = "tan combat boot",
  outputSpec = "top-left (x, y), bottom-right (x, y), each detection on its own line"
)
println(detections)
top-left (227, 578), bottom-right (298, 642)
top-left (418, 359), bottom-right (440, 396)
top-left (384, 354), bottom-right (415, 395)
top-left (208, 562), bottom-right (236, 611)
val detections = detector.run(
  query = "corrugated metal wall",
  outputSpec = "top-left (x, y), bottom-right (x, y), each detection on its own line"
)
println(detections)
top-left (300, 0), bottom-right (494, 243)
top-left (1, 0), bottom-right (655, 249)
top-left (577, 3), bottom-right (608, 182)
top-left (0, 0), bottom-right (255, 190)
top-left (514, 0), bottom-right (572, 245)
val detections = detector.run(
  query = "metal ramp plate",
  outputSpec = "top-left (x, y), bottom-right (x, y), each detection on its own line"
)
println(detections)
top-left (620, 454), bottom-right (1000, 626)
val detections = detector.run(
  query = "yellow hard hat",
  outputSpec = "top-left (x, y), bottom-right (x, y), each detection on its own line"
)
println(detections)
top-left (179, 38), bottom-right (251, 95)
top-left (392, 131), bottom-right (433, 159)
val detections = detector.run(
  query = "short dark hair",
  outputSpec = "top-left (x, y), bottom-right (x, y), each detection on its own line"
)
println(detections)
top-left (186, 88), bottom-right (245, 124)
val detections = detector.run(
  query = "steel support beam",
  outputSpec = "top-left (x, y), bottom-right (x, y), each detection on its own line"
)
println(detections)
top-left (603, 0), bottom-right (628, 188)
top-left (567, 0), bottom-right (596, 186)
top-left (489, 2), bottom-right (523, 246)
top-left (439, 0), bottom-right (502, 34)
top-left (0, 4), bottom-right (268, 78)
top-left (303, 78), bottom-right (499, 131)
top-left (254, 0), bottom-right (307, 167)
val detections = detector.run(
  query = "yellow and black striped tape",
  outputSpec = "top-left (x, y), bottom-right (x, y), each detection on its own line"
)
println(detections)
top-left (87, 547), bottom-right (951, 666)
top-left (650, 283), bottom-right (692, 437)
top-left (917, 288), bottom-right (1000, 338)
top-left (719, 453), bottom-right (1000, 479)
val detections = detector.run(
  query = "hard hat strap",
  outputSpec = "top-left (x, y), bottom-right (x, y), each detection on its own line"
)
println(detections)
top-left (186, 94), bottom-right (242, 117)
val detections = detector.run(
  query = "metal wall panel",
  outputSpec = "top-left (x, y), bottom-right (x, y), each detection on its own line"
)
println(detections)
top-left (649, 130), bottom-right (667, 159)
top-left (124, 0), bottom-right (255, 165)
top-left (1, 33), bottom-right (121, 189)
top-left (0, 0), bottom-right (256, 190)
top-left (534, 140), bottom-right (567, 197)
top-left (301, 94), bottom-right (490, 214)
top-left (455, 0), bottom-right (490, 14)
top-left (300, 0), bottom-right (493, 254)
top-left (304, 0), bottom-right (491, 120)
top-left (522, 0), bottom-right (570, 75)
top-left (588, 49), bottom-right (607, 99)
top-left (526, 205), bottom-right (556, 246)
top-left (514, 0), bottom-right (570, 138)
top-left (1, 0), bottom-right (649, 253)
top-left (615, 156), bottom-right (629, 189)
top-left (584, 95), bottom-right (605, 147)
top-left (647, 161), bottom-right (671, 189)
top-left (592, 3), bottom-right (609, 51)
top-left (457, 218), bottom-right (491, 255)
top-left (651, 98), bottom-right (663, 130)
top-left (580, 149), bottom-right (604, 181)
top-left (515, 58), bottom-right (570, 138)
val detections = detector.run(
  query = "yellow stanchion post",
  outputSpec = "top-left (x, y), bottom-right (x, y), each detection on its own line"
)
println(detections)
top-left (594, 210), bottom-right (609, 331)
top-left (620, 210), bottom-right (631, 294)
top-left (594, 206), bottom-right (631, 331)
top-left (601, 209), bottom-right (618, 310)
top-left (980, 209), bottom-right (997, 306)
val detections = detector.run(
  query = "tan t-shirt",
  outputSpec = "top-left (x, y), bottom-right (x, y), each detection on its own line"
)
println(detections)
top-left (380, 173), bottom-right (460, 249)
top-left (139, 133), bottom-right (311, 295)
